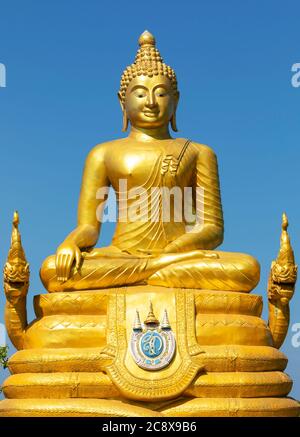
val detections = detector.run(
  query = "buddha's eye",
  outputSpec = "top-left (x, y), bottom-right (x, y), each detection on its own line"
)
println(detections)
top-left (134, 89), bottom-right (147, 98)
top-left (155, 88), bottom-right (167, 97)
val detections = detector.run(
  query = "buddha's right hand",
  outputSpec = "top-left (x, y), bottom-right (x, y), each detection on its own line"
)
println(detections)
top-left (55, 241), bottom-right (82, 282)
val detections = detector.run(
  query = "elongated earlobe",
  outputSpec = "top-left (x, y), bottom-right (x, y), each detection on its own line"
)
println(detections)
top-left (170, 112), bottom-right (178, 132)
top-left (122, 111), bottom-right (129, 132)
top-left (118, 91), bottom-right (128, 132)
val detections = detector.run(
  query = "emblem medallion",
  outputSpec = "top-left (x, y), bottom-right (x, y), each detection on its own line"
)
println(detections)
top-left (130, 302), bottom-right (176, 370)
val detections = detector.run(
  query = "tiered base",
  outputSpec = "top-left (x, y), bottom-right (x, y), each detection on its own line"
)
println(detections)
top-left (0, 287), bottom-right (299, 417)
top-left (0, 398), bottom-right (299, 417)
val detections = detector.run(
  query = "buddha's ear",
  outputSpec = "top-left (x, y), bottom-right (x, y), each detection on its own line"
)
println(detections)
top-left (118, 92), bottom-right (125, 112)
top-left (171, 91), bottom-right (180, 132)
top-left (170, 112), bottom-right (178, 132)
top-left (118, 92), bottom-right (129, 132)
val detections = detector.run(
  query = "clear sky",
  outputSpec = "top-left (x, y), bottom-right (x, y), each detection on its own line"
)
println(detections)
top-left (0, 0), bottom-right (300, 402)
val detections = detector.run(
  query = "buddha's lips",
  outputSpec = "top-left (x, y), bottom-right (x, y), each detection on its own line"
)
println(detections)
top-left (143, 111), bottom-right (159, 117)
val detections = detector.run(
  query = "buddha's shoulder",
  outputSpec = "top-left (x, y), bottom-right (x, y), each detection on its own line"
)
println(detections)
top-left (179, 138), bottom-right (217, 158)
top-left (85, 139), bottom-right (126, 161)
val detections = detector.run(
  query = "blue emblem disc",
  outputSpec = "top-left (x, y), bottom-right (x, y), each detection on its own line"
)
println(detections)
top-left (140, 331), bottom-right (164, 358)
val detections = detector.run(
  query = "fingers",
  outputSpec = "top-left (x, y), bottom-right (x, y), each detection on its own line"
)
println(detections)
top-left (55, 251), bottom-right (75, 282)
top-left (61, 254), bottom-right (67, 280)
top-left (55, 242), bottom-right (84, 282)
top-left (64, 254), bottom-right (73, 281)
top-left (60, 254), bottom-right (67, 282)
top-left (55, 253), bottom-right (63, 281)
top-left (75, 249), bottom-right (82, 272)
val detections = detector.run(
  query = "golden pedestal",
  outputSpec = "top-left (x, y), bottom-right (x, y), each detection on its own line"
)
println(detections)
top-left (1, 286), bottom-right (299, 417)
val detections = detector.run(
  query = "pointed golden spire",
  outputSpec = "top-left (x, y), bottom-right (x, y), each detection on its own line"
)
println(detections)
top-left (277, 212), bottom-right (295, 266)
top-left (144, 301), bottom-right (159, 326)
top-left (161, 309), bottom-right (171, 330)
top-left (133, 310), bottom-right (142, 331)
top-left (4, 211), bottom-right (29, 282)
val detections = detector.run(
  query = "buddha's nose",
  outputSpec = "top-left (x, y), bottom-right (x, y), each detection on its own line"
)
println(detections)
top-left (145, 93), bottom-right (157, 109)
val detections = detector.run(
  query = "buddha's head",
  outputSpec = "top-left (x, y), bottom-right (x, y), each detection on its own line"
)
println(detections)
top-left (118, 31), bottom-right (179, 132)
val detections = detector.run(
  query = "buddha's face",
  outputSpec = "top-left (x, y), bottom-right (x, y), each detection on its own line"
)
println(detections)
top-left (121, 75), bottom-right (179, 130)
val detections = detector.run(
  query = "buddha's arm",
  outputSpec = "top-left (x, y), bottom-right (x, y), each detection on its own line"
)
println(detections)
top-left (74, 145), bottom-right (110, 246)
top-left (165, 143), bottom-right (224, 252)
top-left (55, 144), bottom-right (110, 280)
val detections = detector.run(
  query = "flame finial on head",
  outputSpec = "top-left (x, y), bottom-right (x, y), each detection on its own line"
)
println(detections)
top-left (138, 30), bottom-right (156, 47)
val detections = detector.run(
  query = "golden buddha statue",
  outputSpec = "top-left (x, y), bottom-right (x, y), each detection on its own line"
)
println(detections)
top-left (40, 30), bottom-right (259, 294)
top-left (0, 31), bottom-right (299, 417)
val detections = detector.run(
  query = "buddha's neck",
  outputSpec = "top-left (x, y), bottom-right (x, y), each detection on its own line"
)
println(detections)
top-left (128, 126), bottom-right (172, 142)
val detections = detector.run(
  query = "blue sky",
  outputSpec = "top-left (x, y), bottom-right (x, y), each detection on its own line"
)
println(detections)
top-left (0, 0), bottom-right (300, 401)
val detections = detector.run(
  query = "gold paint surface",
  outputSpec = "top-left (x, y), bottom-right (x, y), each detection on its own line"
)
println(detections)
top-left (3, 372), bottom-right (120, 399)
top-left (196, 314), bottom-right (273, 346)
top-left (23, 315), bottom-right (107, 349)
top-left (0, 399), bottom-right (163, 417)
top-left (160, 397), bottom-right (300, 417)
top-left (8, 344), bottom-right (287, 374)
top-left (8, 347), bottom-right (114, 374)
top-left (184, 371), bottom-right (292, 398)
top-left (194, 291), bottom-right (263, 316)
top-left (2, 371), bottom-right (292, 400)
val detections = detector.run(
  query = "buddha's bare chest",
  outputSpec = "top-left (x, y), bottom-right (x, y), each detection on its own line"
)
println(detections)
top-left (105, 144), bottom-right (195, 190)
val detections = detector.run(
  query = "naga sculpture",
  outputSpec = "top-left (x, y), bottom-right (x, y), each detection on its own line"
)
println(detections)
top-left (268, 213), bottom-right (297, 349)
top-left (0, 31), bottom-right (298, 417)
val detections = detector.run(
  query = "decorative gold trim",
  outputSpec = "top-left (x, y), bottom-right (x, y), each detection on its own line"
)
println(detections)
top-left (105, 288), bottom-right (202, 401)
